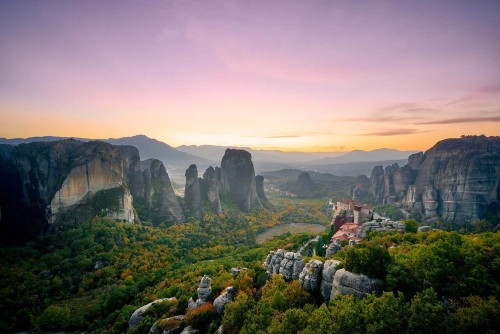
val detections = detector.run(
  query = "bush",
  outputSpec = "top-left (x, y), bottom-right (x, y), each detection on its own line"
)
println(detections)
top-left (38, 305), bottom-right (70, 330)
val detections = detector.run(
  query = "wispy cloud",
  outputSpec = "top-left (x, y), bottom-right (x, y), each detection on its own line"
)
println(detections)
top-left (357, 129), bottom-right (426, 136)
top-left (264, 135), bottom-right (302, 138)
top-left (415, 116), bottom-right (500, 125)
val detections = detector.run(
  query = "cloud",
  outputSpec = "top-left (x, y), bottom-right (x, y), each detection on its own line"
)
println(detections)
top-left (357, 129), bottom-right (426, 136)
top-left (415, 116), bottom-right (500, 125)
top-left (264, 135), bottom-right (302, 138)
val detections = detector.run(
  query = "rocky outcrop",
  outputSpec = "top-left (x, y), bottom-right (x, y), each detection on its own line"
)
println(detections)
top-left (357, 220), bottom-right (406, 238)
top-left (220, 149), bottom-right (262, 212)
top-left (320, 260), bottom-right (341, 302)
top-left (130, 159), bottom-right (185, 225)
top-left (129, 297), bottom-right (176, 329)
top-left (255, 175), bottom-right (271, 209)
top-left (369, 136), bottom-right (500, 223)
top-left (203, 167), bottom-right (222, 215)
top-left (150, 315), bottom-right (185, 334)
top-left (281, 172), bottom-right (319, 196)
top-left (0, 140), bottom-right (139, 241)
top-left (330, 269), bottom-right (379, 299)
top-left (180, 327), bottom-right (199, 334)
top-left (325, 239), bottom-right (343, 258)
top-left (213, 287), bottom-right (235, 317)
top-left (262, 250), bottom-right (378, 302)
top-left (184, 165), bottom-right (202, 220)
top-left (279, 252), bottom-right (305, 281)
top-left (188, 275), bottom-right (212, 310)
top-left (299, 260), bottom-right (323, 294)
top-left (263, 249), bottom-right (305, 280)
top-left (369, 165), bottom-right (385, 204)
top-left (418, 225), bottom-right (432, 232)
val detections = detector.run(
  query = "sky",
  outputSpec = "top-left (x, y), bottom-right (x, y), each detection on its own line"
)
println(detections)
top-left (1, 0), bottom-right (499, 152)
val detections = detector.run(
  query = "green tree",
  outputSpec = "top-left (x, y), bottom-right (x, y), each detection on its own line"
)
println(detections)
top-left (38, 305), bottom-right (70, 330)
top-left (405, 219), bottom-right (419, 233)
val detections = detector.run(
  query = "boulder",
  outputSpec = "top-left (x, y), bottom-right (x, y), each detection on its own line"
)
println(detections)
top-left (150, 315), bottom-right (185, 334)
top-left (129, 297), bottom-right (176, 329)
top-left (180, 326), bottom-right (199, 334)
top-left (330, 269), bottom-right (378, 299)
top-left (184, 164), bottom-right (202, 220)
top-left (213, 287), bottom-right (235, 317)
top-left (188, 275), bottom-right (212, 310)
top-left (320, 260), bottom-right (341, 302)
top-left (418, 225), bottom-right (432, 232)
top-left (325, 239), bottom-right (342, 258)
top-left (299, 260), bottom-right (323, 294)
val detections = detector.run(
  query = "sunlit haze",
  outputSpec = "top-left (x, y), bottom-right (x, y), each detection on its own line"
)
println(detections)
top-left (1, 0), bottom-right (499, 152)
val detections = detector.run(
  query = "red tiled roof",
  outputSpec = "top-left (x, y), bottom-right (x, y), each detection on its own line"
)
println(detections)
top-left (340, 223), bottom-right (359, 234)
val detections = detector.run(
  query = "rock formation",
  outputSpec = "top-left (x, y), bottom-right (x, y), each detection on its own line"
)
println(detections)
top-left (203, 166), bottom-right (222, 215)
top-left (263, 249), bottom-right (305, 280)
top-left (330, 269), bottom-right (379, 299)
top-left (263, 249), bottom-right (377, 302)
top-left (184, 164), bottom-right (202, 220)
top-left (213, 287), bottom-right (235, 317)
top-left (279, 252), bottom-right (305, 281)
top-left (357, 220), bottom-right (406, 238)
top-left (129, 297), bottom-right (176, 329)
top-left (150, 315), bottom-right (185, 334)
top-left (320, 260), bottom-right (341, 302)
top-left (130, 159), bottom-right (185, 225)
top-left (220, 149), bottom-right (262, 212)
top-left (325, 239), bottom-right (343, 258)
top-left (188, 275), bottom-right (212, 310)
top-left (255, 175), bottom-right (272, 209)
top-left (281, 172), bottom-right (319, 196)
top-left (369, 136), bottom-right (500, 223)
top-left (298, 260), bottom-right (323, 294)
top-left (0, 140), bottom-right (138, 240)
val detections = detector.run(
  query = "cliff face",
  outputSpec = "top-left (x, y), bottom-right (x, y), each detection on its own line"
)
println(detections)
top-left (184, 164), bottom-right (202, 220)
top-left (148, 160), bottom-right (185, 224)
top-left (369, 136), bottom-right (500, 223)
top-left (255, 175), bottom-right (271, 209)
top-left (220, 149), bottom-right (262, 212)
top-left (129, 159), bottom-right (185, 225)
top-left (203, 166), bottom-right (222, 215)
top-left (0, 139), bottom-right (188, 242)
top-left (0, 140), bottom-right (138, 241)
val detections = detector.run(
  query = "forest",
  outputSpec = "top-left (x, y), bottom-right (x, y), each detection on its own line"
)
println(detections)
top-left (0, 195), bottom-right (499, 333)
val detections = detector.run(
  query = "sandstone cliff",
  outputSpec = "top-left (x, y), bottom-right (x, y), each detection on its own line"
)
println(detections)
top-left (184, 164), bottom-right (202, 220)
top-left (0, 139), bottom-right (187, 242)
top-left (369, 136), bottom-right (500, 223)
top-left (0, 140), bottom-right (138, 240)
top-left (220, 149), bottom-right (262, 212)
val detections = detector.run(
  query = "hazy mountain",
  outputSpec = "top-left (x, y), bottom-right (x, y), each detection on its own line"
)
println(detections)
top-left (176, 145), bottom-right (343, 163)
top-left (307, 159), bottom-right (410, 176)
top-left (104, 135), bottom-right (214, 167)
top-left (0, 135), bottom-right (214, 168)
top-left (309, 148), bottom-right (419, 165)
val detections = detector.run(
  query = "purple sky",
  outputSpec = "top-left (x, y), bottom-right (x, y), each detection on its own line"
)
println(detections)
top-left (1, 0), bottom-right (499, 151)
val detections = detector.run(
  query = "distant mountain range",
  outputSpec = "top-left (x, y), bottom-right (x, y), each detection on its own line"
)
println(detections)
top-left (308, 148), bottom-right (419, 165)
top-left (0, 135), bottom-right (213, 168)
top-left (176, 145), bottom-right (344, 164)
top-left (0, 135), bottom-right (419, 174)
